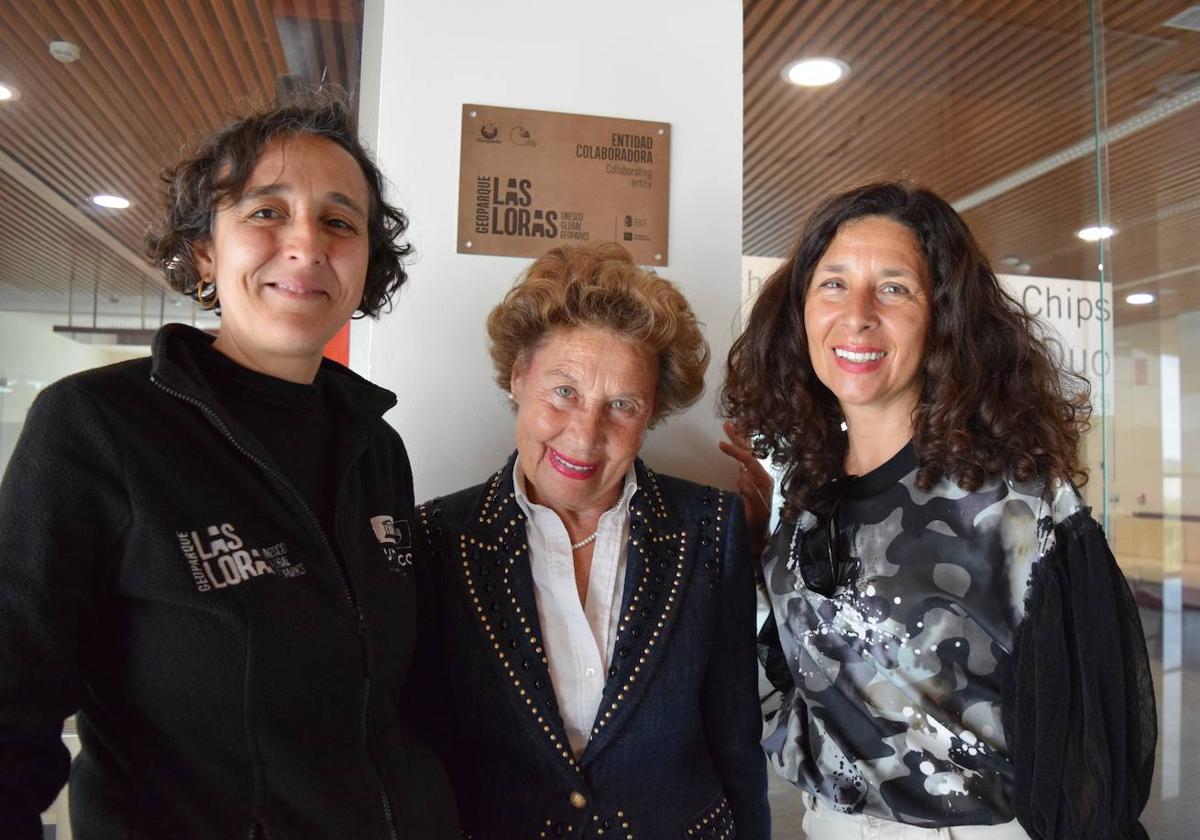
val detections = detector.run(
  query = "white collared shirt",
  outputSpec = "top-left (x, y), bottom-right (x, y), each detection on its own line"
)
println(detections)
top-left (513, 463), bottom-right (638, 758)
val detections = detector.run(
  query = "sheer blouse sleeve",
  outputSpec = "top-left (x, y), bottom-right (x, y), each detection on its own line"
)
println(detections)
top-left (1005, 509), bottom-right (1157, 840)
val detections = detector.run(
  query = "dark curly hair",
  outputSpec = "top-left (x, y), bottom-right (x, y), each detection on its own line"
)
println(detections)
top-left (487, 243), bottom-right (709, 427)
top-left (145, 89), bottom-right (410, 317)
top-left (723, 181), bottom-right (1091, 518)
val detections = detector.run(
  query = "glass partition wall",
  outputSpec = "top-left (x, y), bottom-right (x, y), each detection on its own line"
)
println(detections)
top-left (745, 1), bottom-right (1198, 835)
top-left (1105, 1), bottom-right (1200, 822)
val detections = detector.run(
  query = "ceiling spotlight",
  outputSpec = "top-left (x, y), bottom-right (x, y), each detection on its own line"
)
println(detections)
top-left (91, 193), bottom-right (130, 209)
top-left (1077, 225), bottom-right (1114, 241)
top-left (782, 57), bottom-right (850, 87)
top-left (1126, 292), bottom-right (1155, 305)
top-left (0, 83), bottom-right (19, 102)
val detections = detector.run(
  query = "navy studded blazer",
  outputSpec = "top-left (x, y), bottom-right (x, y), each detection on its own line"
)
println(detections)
top-left (413, 456), bottom-right (769, 840)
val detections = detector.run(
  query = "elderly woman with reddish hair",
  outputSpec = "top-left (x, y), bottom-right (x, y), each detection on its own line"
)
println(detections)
top-left (417, 242), bottom-right (770, 839)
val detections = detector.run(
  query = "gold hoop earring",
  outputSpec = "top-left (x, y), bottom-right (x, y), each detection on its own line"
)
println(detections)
top-left (196, 276), bottom-right (217, 309)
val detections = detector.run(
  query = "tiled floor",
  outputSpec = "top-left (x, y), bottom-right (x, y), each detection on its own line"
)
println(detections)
top-left (765, 600), bottom-right (1200, 838)
top-left (1138, 601), bottom-right (1199, 840)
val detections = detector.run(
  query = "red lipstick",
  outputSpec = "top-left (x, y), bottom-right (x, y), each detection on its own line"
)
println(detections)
top-left (547, 448), bottom-right (598, 480)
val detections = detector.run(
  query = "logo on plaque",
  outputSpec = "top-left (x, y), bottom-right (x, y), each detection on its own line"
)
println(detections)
top-left (458, 104), bottom-right (670, 264)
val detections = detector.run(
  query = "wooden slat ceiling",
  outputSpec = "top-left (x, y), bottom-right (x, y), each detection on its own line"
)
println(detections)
top-left (0, 167), bottom-right (147, 301)
top-left (1, 1), bottom-right (1195, 329)
top-left (0, 0), bottom-right (362, 307)
top-left (744, 0), bottom-right (1200, 326)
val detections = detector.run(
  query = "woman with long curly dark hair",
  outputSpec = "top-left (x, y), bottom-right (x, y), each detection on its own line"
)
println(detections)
top-left (722, 181), bottom-right (1155, 840)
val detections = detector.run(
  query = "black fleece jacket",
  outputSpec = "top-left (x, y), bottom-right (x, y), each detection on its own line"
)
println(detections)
top-left (0, 325), bottom-right (458, 839)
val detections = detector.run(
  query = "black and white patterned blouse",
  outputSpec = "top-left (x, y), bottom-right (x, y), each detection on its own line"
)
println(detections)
top-left (760, 442), bottom-right (1155, 835)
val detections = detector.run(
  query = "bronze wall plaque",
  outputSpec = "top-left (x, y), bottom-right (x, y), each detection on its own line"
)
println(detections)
top-left (457, 104), bottom-right (670, 265)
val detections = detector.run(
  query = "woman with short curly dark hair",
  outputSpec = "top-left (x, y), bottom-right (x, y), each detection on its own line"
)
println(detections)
top-left (416, 242), bottom-right (769, 839)
top-left (0, 92), bottom-right (459, 839)
top-left (722, 181), bottom-right (1155, 840)
top-left (147, 90), bottom-right (411, 317)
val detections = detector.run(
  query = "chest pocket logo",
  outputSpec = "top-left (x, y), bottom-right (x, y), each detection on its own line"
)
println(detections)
top-left (370, 515), bottom-right (414, 572)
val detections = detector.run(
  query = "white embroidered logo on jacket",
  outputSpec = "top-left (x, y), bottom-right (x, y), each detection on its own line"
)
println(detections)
top-left (370, 515), bottom-right (413, 572)
top-left (175, 523), bottom-right (306, 592)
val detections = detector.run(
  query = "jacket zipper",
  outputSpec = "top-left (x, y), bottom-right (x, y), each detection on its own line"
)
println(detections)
top-left (152, 376), bottom-right (400, 840)
top-left (335, 466), bottom-right (399, 840)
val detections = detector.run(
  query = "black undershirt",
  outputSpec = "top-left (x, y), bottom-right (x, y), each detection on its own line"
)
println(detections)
top-left (196, 343), bottom-right (339, 548)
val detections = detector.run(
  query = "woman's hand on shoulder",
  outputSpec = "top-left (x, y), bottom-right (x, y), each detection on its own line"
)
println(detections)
top-left (718, 421), bottom-right (773, 555)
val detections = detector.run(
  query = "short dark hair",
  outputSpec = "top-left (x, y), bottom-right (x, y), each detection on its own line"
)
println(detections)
top-left (145, 89), bottom-right (410, 317)
top-left (723, 181), bottom-right (1091, 517)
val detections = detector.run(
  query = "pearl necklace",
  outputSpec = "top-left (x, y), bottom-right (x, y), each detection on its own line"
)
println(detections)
top-left (571, 531), bottom-right (599, 551)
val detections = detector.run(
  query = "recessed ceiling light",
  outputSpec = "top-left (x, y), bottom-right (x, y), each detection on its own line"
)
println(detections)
top-left (0, 82), bottom-right (19, 102)
top-left (1126, 292), bottom-right (1155, 305)
top-left (91, 193), bottom-right (130, 209)
top-left (1077, 225), bottom-right (1114, 241)
top-left (782, 57), bottom-right (849, 87)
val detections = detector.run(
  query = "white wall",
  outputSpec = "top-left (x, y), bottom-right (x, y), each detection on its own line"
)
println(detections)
top-left (355, 0), bottom-right (744, 501)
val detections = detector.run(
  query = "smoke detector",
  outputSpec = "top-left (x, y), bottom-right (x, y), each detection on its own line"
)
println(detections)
top-left (49, 40), bottom-right (82, 63)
